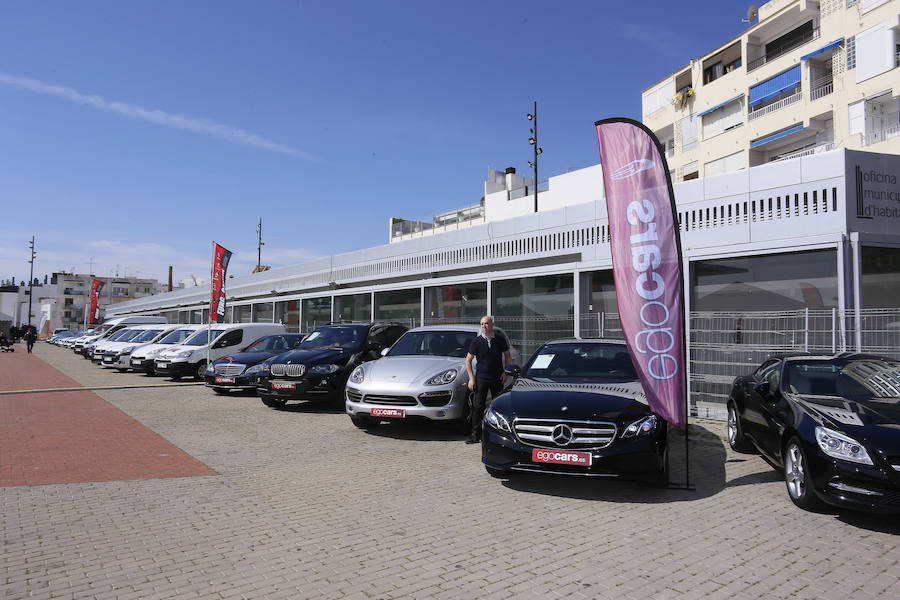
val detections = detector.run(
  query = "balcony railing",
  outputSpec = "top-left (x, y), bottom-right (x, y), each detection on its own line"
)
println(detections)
top-left (810, 79), bottom-right (833, 101)
top-left (770, 142), bottom-right (834, 163)
top-left (863, 123), bottom-right (900, 146)
top-left (747, 28), bottom-right (820, 72)
top-left (748, 91), bottom-right (802, 121)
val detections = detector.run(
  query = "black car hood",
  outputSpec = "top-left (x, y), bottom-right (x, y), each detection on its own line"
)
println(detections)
top-left (793, 394), bottom-right (900, 452)
top-left (213, 350), bottom-right (282, 367)
top-left (271, 347), bottom-right (352, 366)
top-left (498, 378), bottom-right (652, 421)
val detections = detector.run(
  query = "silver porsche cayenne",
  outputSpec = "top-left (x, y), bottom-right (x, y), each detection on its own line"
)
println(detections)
top-left (345, 324), bottom-right (519, 430)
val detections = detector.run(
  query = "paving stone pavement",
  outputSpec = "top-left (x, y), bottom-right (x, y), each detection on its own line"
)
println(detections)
top-left (1, 344), bottom-right (898, 600)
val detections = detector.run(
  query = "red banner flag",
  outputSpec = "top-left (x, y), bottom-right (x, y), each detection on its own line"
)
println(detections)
top-left (210, 243), bottom-right (233, 323)
top-left (595, 118), bottom-right (687, 429)
top-left (89, 279), bottom-right (104, 324)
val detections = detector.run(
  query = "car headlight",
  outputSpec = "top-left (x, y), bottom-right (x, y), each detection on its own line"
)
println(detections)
top-left (121, 346), bottom-right (136, 355)
top-left (309, 364), bottom-right (339, 375)
top-left (246, 363), bottom-right (270, 375)
top-left (175, 350), bottom-right (194, 359)
top-left (425, 368), bottom-right (458, 386)
top-left (621, 414), bottom-right (658, 438)
top-left (349, 366), bottom-right (365, 384)
top-left (815, 426), bottom-right (873, 465)
top-left (485, 406), bottom-right (512, 433)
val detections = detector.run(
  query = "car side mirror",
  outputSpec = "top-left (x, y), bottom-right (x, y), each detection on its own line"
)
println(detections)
top-left (380, 347), bottom-right (390, 357)
top-left (504, 365), bottom-right (521, 377)
top-left (753, 381), bottom-right (772, 397)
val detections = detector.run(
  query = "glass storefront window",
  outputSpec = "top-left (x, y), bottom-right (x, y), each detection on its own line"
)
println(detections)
top-left (579, 270), bottom-right (621, 339)
top-left (302, 297), bottom-right (332, 332)
top-left (492, 274), bottom-right (574, 356)
top-left (424, 283), bottom-right (487, 324)
top-left (375, 288), bottom-right (420, 327)
top-left (334, 293), bottom-right (371, 322)
top-left (190, 309), bottom-right (202, 324)
top-left (861, 246), bottom-right (900, 309)
top-left (252, 302), bottom-right (274, 323)
top-left (691, 250), bottom-right (838, 311)
top-left (232, 305), bottom-right (252, 323)
top-left (178, 311), bottom-right (190, 324)
top-left (275, 300), bottom-right (300, 332)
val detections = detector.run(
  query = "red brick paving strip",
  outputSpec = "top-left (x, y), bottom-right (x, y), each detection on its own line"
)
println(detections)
top-left (0, 349), bottom-right (217, 487)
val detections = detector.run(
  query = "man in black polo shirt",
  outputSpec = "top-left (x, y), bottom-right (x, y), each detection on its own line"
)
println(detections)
top-left (465, 315), bottom-right (511, 444)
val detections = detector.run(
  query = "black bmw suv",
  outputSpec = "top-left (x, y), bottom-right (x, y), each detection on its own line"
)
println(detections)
top-left (257, 322), bottom-right (407, 408)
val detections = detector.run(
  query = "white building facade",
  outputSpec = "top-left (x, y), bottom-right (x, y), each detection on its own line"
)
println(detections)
top-left (642, 0), bottom-right (900, 182)
top-left (106, 149), bottom-right (900, 415)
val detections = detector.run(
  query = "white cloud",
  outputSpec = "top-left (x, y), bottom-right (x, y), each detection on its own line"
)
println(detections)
top-left (0, 72), bottom-right (313, 160)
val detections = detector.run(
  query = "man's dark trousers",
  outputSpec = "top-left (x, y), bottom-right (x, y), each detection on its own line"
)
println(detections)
top-left (471, 378), bottom-right (502, 441)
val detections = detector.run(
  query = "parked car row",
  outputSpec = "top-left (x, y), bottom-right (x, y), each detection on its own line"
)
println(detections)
top-left (63, 315), bottom-right (900, 515)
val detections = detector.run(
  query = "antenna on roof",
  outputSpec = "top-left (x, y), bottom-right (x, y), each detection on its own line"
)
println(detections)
top-left (742, 4), bottom-right (758, 23)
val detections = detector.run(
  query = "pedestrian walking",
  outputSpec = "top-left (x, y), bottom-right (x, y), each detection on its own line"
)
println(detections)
top-left (23, 327), bottom-right (37, 353)
top-left (464, 315), bottom-right (511, 444)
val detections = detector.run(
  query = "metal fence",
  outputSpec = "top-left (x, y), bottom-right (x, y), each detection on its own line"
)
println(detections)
top-left (427, 309), bottom-right (900, 421)
top-left (297, 310), bottom-right (900, 421)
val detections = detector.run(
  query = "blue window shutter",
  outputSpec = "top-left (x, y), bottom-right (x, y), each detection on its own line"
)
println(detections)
top-left (749, 65), bottom-right (802, 106)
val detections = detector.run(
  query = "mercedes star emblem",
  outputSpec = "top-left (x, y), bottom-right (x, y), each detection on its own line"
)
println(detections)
top-left (552, 424), bottom-right (574, 446)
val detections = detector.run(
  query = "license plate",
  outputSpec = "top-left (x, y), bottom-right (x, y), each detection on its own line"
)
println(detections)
top-left (271, 381), bottom-right (296, 390)
top-left (371, 407), bottom-right (405, 418)
top-left (215, 377), bottom-right (235, 384)
top-left (156, 362), bottom-right (169, 369)
top-left (103, 357), bottom-right (114, 362)
top-left (531, 448), bottom-right (592, 466)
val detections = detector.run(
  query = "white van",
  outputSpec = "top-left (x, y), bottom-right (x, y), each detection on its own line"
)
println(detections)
top-left (99, 324), bottom-right (178, 370)
top-left (154, 323), bottom-right (286, 380)
top-left (74, 316), bottom-right (167, 356)
top-left (129, 325), bottom-right (205, 374)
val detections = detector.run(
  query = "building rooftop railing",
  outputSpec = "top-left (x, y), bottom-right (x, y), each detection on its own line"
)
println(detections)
top-left (770, 142), bottom-right (834, 163)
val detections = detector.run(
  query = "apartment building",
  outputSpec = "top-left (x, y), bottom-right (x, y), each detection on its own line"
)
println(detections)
top-left (642, 0), bottom-right (900, 182)
top-left (52, 272), bottom-right (167, 331)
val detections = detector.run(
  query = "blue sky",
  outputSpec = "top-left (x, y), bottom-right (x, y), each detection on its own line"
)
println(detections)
top-left (0, 0), bottom-right (750, 286)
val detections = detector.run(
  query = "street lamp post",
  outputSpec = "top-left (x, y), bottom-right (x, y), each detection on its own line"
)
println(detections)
top-left (27, 236), bottom-right (36, 329)
top-left (527, 101), bottom-right (543, 213)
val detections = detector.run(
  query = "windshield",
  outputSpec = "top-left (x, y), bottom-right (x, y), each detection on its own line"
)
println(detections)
top-left (106, 329), bottom-right (134, 342)
top-left (299, 325), bottom-right (367, 350)
top-left (785, 358), bottom-right (900, 400)
top-left (115, 329), bottom-right (144, 342)
top-left (183, 329), bottom-right (226, 346)
top-left (388, 330), bottom-right (475, 358)
top-left (242, 334), bottom-right (304, 353)
top-left (159, 328), bottom-right (197, 344)
top-left (523, 343), bottom-right (638, 383)
top-left (132, 329), bottom-right (164, 343)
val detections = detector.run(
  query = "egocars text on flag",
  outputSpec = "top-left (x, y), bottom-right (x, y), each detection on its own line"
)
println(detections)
top-left (595, 118), bottom-right (687, 429)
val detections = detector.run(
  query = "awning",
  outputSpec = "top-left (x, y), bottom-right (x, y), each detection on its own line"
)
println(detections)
top-left (698, 95), bottom-right (744, 117)
top-left (801, 39), bottom-right (844, 60)
top-left (749, 65), bottom-right (801, 107)
top-left (751, 124), bottom-right (804, 148)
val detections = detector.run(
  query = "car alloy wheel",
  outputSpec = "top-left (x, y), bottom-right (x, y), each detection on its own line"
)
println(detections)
top-left (784, 437), bottom-right (823, 510)
top-left (727, 402), bottom-right (752, 453)
top-left (195, 361), bottom-right (207, 381)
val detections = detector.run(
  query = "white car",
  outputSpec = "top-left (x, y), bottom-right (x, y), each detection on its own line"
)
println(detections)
top-left (154, 323), bottom-right (286, 380)
top-left (99, 324), bottom-right (177, 370)
top-left (129, 325), bottom-right (205, 375)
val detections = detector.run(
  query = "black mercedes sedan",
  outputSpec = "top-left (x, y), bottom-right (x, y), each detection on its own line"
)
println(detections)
top-left (727, 353), bottom-right (900, 513)
top-left (257, 322), bottom-right (407, 408)
top-left (482, 339), bottom-right (667, 484)
top-left (203, 334), bottom-right (306, 395)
